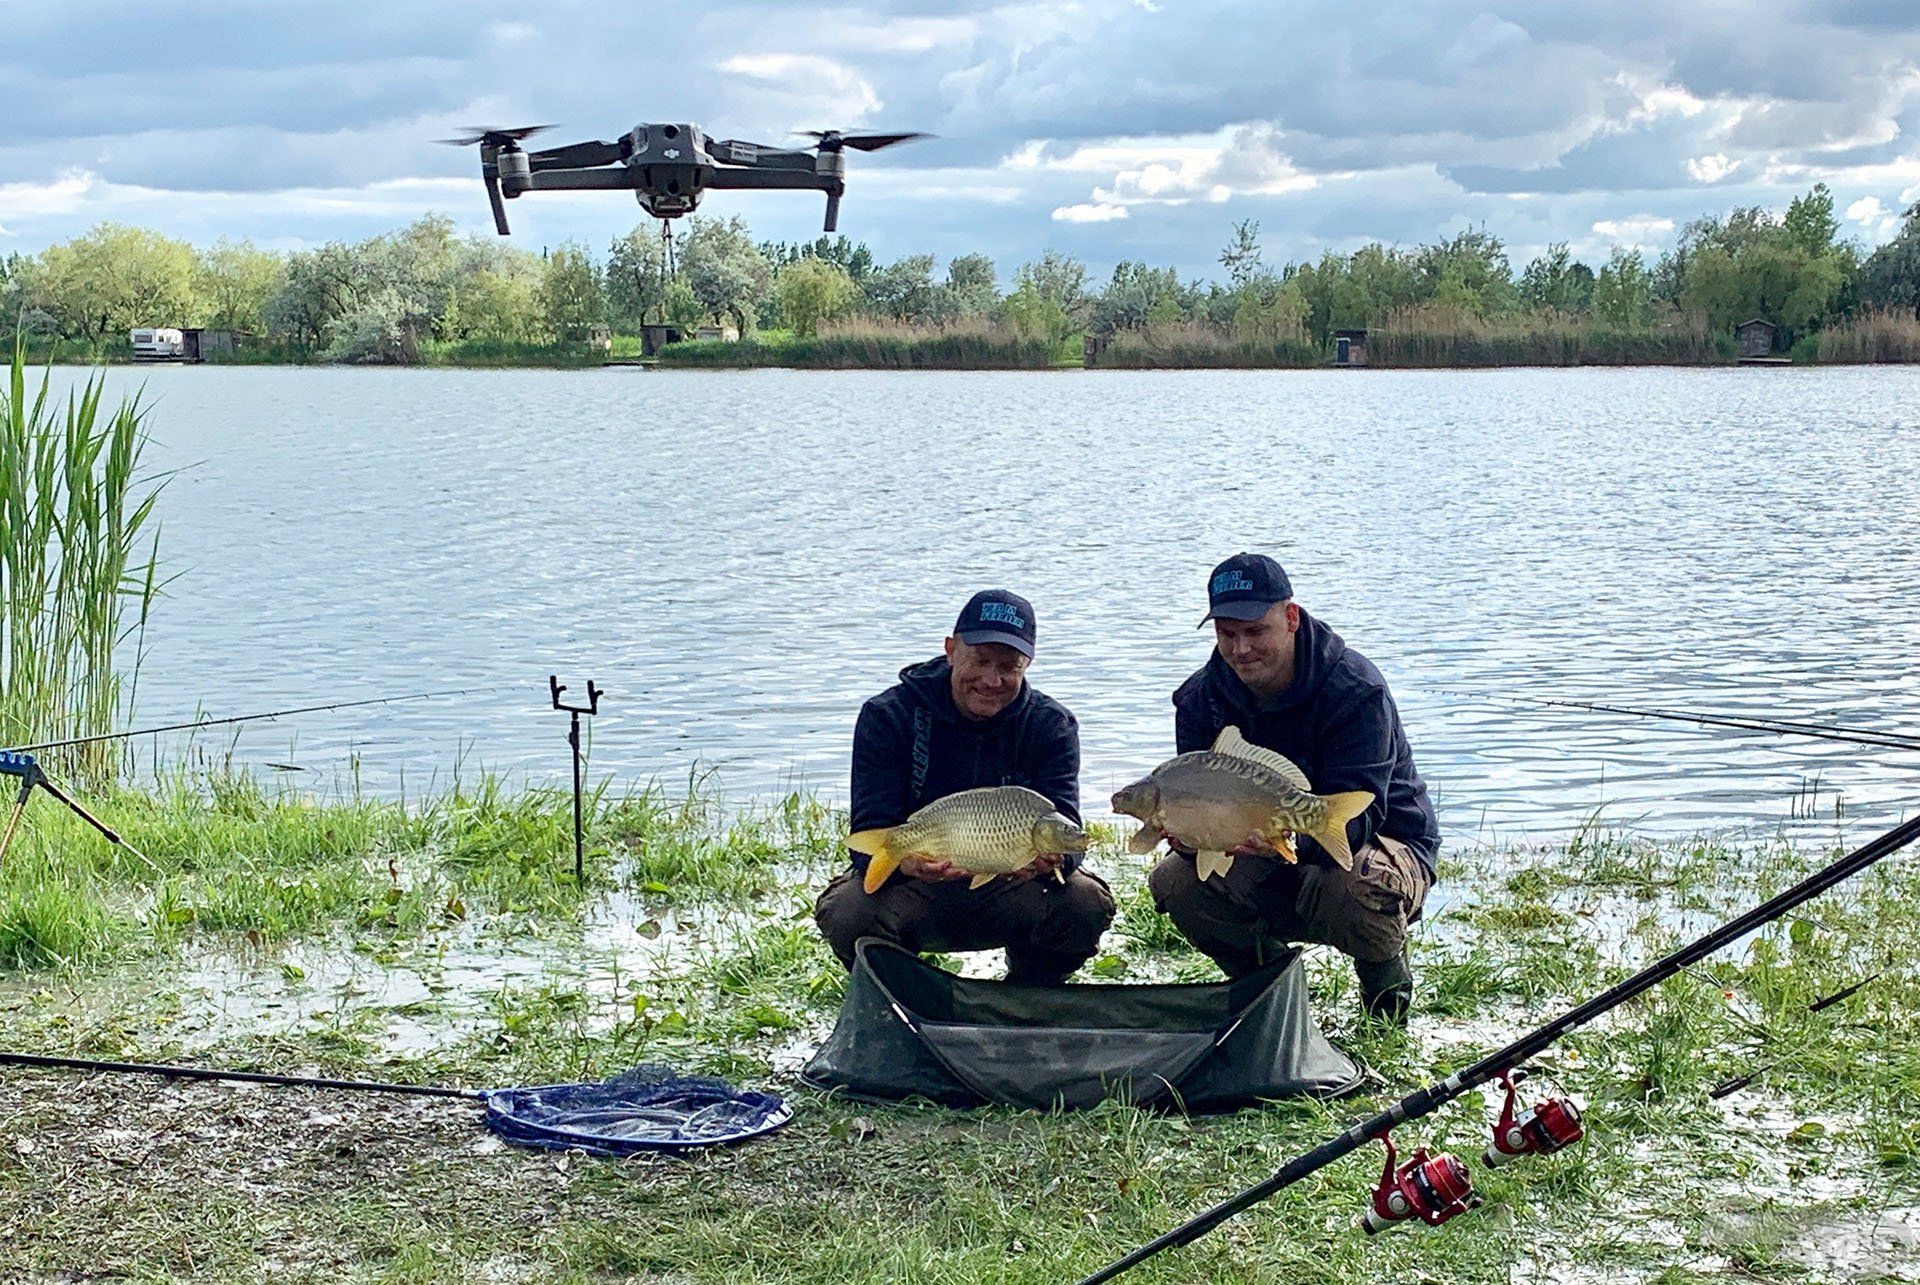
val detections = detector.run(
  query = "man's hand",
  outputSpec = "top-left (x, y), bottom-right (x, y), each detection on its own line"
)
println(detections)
top-left (1007, 852), bottom-right (1066, 883)
top-left (899, 854), bottom-right (967, 882)
top-left (1228, 832), bottom-right (1283, 859)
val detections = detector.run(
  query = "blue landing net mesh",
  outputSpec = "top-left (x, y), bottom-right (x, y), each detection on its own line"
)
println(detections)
top-left (482, 1065), bottom-right (793, 1156)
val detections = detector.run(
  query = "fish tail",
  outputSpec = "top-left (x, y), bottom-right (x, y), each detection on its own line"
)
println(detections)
top-left (1308, 790), bottom-right (1374, 871)
top-left (848, 828), bottom-right (901, 893)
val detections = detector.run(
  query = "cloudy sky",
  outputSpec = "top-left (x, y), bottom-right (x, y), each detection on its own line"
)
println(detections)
top-left (4, 0), bottom-right (1919, 280)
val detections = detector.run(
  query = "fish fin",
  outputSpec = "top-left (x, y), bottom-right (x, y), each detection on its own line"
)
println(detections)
top-left (1127, 822), bottom-right (1164, 855)
top-left (1307, 791), bottom-right (1374, 871)
top-left (1257, 822), bottom-right (1300, 863)
top-left (1053, 866), bottom-right (1066, 884)
top-left (850, 828), bottom-right (900, 893)
top-left (968, 873), bottom-right (995, 890)
top-left (1210, 725), bottom-right (1311, 790)
top-left (1195, 850), bottom-right (1234, 881)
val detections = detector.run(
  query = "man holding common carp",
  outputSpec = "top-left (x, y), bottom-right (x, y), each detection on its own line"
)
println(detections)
top-left (814, 554), bottom-right (1439, 1024)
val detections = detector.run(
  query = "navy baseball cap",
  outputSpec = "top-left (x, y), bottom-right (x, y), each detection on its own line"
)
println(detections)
top-left (1198, 553), bottom-right (1293, 627)
top-left (954, 589), bottom-right (1036, 659)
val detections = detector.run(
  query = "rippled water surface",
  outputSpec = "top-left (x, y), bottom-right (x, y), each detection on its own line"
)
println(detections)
top-left (40, 364), bottom-right (1920, 847)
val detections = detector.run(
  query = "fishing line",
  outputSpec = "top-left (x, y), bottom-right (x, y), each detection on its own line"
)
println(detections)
top-left (1429, 689), bottom-right (1920, 753)
top-left (1075, 807), bottom-right (1920, 1284)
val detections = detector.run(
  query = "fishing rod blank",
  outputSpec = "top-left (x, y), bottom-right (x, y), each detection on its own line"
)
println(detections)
top-left (0, 1051), bottom-right (479, 1099)
top-left (1448, 691), bottom-right (1920, 753)
top-left (1, 685), bottom-right (503, 756)
top-left (1075, 807), bottom-right (1920, 1285)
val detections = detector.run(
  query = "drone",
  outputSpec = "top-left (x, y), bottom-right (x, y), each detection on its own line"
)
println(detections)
top-left (439, 123), bottom-right (926, 235)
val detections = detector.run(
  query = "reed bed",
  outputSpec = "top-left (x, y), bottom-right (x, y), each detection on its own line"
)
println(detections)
top-left (1092, 321), bottom-right (1322, 369)
top-left (1367, 306), bottom-right (1729, 367)
top-left (655, 318), bottom-right (1056, 370)
top-left (0, 338), bottom-right (163, 780)
top-left (1815, 309), bottom-right (1920, 363)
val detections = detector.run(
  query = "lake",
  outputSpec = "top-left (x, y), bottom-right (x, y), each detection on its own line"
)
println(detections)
top-left (29, 363), bottom-right (1920, 851)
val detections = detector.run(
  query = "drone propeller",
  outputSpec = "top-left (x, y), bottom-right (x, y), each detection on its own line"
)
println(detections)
top-left (799, 129), bottom-right (931, 153)
top-left (436, 124), bottom-right (556, 148)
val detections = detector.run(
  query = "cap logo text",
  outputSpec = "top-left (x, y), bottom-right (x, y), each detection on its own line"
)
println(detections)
top-left (1212, 571), bottom-right (1255, 595)
top-left (978, 602), bottom-right (1027, 629)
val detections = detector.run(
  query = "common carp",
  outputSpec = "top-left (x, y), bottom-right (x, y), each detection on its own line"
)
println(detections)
top-left (846, 785), bottom-right (1089, 894)
top-left (1111, 726), bottom-right (1373, 881)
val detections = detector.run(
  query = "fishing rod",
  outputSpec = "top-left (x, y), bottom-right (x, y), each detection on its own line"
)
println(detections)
top-left (0, 1050), bottom-right (478, 1099)
top-left (1075, 807), bottom-right (1920, 1284)
top-left (1439, 690), bottom-right (1920, 753)
top-left (1, 685), bottom-right (504, 756)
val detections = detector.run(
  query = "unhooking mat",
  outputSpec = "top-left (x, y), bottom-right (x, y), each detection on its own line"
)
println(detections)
top-left (802, 937), bottom-right (1363, 1111)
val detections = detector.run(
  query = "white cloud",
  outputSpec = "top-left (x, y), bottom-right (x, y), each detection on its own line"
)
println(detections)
top-left (1847, 194), bottom-right (1903, 238)
top-left (0, 169), bottom-right (100, 217)
top-left (1592, 214), bottom-right (1675, 245)
top-left (1686, 153), bottom-right (1737, 183)
top-left (1019, 123), bottom-right (1319, 221)
top-left (486, 21), bottom-right (536, 46)
top-left (1848, 195), bottom-right (1887, 223)
top-left (715, 53), bottom-right (883, 126)
top-left (836, 16), bottom-right (978, 53)
top-left (1052, 202), bottom-right (1128, 222)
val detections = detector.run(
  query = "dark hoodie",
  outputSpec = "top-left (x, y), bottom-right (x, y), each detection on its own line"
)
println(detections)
top-left (1173, 609), bottom-right (1440, 877)
top-left (846, 657), bottom-right (1082, 882)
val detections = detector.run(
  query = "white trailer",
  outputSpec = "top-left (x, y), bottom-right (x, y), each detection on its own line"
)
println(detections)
top-left (129, 327), bottom-right (186, 360)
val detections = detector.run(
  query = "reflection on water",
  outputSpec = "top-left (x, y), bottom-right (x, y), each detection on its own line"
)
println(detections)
top-left (45, 363), bottom-right (1920, 847)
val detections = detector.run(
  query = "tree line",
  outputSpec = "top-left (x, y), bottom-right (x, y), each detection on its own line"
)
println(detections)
top-left (3, 184), bottom-right (1917, 363)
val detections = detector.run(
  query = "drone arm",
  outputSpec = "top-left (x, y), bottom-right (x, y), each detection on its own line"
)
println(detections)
top-left (515, 168), bottom-right (650, 193)
top-left (704, 168), bottom-right (831, 192)
top-left (528, 139), bottom-right (626, 171)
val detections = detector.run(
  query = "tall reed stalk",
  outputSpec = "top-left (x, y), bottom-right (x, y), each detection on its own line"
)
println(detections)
top-left (0, 336), bottom-right (163, 781)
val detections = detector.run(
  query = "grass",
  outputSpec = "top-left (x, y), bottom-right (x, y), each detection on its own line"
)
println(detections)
top-left (0, 336), bottom-right (164, 781)
top-left (2, 784), bottom-right (1919, 1282)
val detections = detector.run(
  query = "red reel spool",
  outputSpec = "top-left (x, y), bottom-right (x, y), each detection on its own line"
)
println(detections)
top-left (1362, 1134), bottom-right (1476, 1234)
top-left (1483, 1071), bottom-right (1584, 1168)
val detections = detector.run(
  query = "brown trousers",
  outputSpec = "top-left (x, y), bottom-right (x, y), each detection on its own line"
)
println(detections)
top-left (814, 866), bottom-right (1116, 985)
top-left (1148, 837), bottom-right (1430, 977)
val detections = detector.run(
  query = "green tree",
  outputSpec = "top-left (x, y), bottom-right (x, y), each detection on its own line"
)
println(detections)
top-left (539, 241), bottom-right (607, 342)
top-left (1219, 219), bottom-right (1263, 290)
top-left (1518, 243), bottom-right (1595, 314)
top-left (22, 223), bottom-right (199, 344)
top-left (196, 238), bottom-right (285, 333)
top-left (606, 226), bottom-right (671, 330)
top-left (679, 216), bottom-right (771, 334)
top-left (945, 254), bottom-right (999, 316)
top-left (1231, 278), bottom-right (1309, 343)
top-left (1013, 252), bottom-right (1090, 332)
top-left (1783, 183), bottom-right (1840, 258)
top-left (1593, 247), bottom-right (1657, 328)
top-left (1413, 228), bottom-right (1515, 315)
top-left (1859, 202), bottom-right (1920, 317)
top-left (776, 256), bottom-right (858, 337)
top-left (1093, 261), bottom-right (1185, 334)
top-left (865, 254), bottom-right (956, 323)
